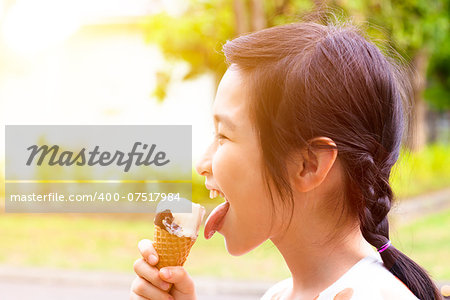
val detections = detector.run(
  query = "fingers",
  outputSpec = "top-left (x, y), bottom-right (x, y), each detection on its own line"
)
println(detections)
top-left (133, 258), bottom-right (172, 291)
top-left (130, 276), bottom-right (174, 300)
top-left (159, 266), bottom-right (196, 295)
top-left (134, 239), bottom-right (196, 299)
top-left (138, 239), bottom-right (159, 265)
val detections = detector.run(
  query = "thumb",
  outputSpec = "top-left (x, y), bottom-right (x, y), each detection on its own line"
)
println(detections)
top-left (159, 267), bottom-right (195, 295)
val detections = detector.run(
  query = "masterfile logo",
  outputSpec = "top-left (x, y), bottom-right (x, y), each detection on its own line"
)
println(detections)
top-left (5, 125), bottom-right (192, 213)
top-left (26, 142), bottom-right (170, 172)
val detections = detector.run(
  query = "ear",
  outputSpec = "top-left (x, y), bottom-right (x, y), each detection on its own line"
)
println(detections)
top-left (291, 137), bottom-right (338, 193)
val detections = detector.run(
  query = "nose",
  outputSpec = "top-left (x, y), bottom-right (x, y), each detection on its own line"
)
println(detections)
top-left (195, 142), bottom-right (215, 177)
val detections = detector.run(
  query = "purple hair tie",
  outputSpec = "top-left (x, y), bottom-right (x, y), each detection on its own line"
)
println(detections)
top-left (377, 240), bottom-right (392, 253)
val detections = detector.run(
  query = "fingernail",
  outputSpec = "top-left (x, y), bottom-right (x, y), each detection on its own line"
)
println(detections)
top-left (148, 254), bottom-right (157, 265)
top-left (160, 281), bottom-right (170, 290)
top-left (138, 239), bottom-right (151, 252)
top-left (167, 296), bottom-right (174, 300)
top-left (160, 268), bottom-right (171, 279)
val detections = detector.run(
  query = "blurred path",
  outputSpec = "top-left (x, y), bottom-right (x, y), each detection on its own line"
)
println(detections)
top-left (391, 188), bottom-right (450, 225)
top-left (0, 265), bottom-right (271, 300)
top-left (0, 264), bottom-right (448, 299)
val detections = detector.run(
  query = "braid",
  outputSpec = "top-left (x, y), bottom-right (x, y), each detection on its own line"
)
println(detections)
top-left (357, 148), bottom-right (396, 268)
top-left (345, 140), bottom-right (439, 299)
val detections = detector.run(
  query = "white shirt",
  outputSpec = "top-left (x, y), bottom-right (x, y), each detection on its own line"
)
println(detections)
top-left (261, 252), bottom-right (418, 299)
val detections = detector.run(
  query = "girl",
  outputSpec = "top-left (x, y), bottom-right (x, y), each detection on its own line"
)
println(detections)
top-left (130, 20), bottom-right (440, 300)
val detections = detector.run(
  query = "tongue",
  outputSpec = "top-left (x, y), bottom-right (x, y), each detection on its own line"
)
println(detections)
top-left (204, 201), bottom-right (230, 240)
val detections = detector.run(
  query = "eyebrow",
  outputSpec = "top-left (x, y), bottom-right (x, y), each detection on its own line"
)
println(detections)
top-left (213, 114), bottom-right (236, 131)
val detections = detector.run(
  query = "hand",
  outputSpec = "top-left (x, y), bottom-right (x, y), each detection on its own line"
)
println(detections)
top-left (130, 239), bottom-right (197, 300)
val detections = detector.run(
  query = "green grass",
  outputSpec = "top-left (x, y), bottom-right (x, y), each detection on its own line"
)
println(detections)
top-left (392, 208), bottom-right (450, 281)
top-left (0, 209), bottom-right (448, 281)
top-left (390, 144), bottom-right (450, 198)
top-left (0, 214), bottom-right (150, 271)
top-left (0, 213), bottom-right (289, 280)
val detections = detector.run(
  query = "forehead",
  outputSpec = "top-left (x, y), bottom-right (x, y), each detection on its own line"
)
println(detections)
top-left (213, 67), bottom-right (249, 126)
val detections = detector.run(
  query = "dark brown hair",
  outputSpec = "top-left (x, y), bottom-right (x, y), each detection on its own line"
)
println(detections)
top-left (223, 21), bottom-right (439, 299)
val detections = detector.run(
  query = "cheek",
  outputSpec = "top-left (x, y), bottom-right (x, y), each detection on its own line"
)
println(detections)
top-left (213, 143), bottom-right (263, 199)
top-left (212, 143), bottom-right (274, 255)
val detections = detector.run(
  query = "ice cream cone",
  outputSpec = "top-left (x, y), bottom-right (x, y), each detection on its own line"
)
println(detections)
top-left (153, 224), bottom-right (196, 269)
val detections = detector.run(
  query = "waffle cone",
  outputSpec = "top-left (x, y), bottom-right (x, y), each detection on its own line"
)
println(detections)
top-left (153, 225), bottom-right (196, 269)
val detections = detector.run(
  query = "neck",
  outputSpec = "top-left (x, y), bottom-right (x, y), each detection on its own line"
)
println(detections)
top-left (270, 215), bottom-right (374, 299)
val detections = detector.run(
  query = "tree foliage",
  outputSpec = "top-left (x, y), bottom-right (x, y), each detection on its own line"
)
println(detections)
top-left (142, 0), bottom-right (235, 101)
top-left (142, 0), bottom-right (449, 114)
top-left (425, 24), bottom-right (450, 111)
top-left (337, 0), bottom-right (449, 110)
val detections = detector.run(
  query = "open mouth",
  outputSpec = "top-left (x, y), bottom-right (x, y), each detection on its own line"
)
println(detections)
top-left (204, 189), bottom-right (229, 239)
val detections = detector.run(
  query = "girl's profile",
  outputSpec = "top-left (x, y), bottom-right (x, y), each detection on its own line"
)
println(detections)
top-left (130, 17), bottom-right (440, 300)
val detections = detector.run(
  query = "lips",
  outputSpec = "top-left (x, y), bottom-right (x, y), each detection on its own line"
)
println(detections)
top-left (204, 200), bottom-right (230, 239)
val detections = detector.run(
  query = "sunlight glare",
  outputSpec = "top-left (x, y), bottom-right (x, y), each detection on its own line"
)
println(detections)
top-left (2, 0), bottom-right (81, 55)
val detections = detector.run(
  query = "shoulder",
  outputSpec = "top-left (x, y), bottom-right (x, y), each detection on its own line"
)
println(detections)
top-left (261, 255), bottom-right (419, 300)
top-left (373, 265), bottom-right (419, 300)
top-left (319, 255), bottom-right (418, 300)
top-left (361, 256), bottom-right (418, 300)
top-left (261, 278), bottom-right (291, 300)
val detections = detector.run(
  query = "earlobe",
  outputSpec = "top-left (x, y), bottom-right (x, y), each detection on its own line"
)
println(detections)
top-left (291, 137), bottom-right (338, 193)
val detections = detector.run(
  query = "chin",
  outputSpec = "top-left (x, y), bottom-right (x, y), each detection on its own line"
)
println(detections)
top-left (224, 241), bottom-right (252, 256)
top-left (222, 232), bottom-right (262, 256)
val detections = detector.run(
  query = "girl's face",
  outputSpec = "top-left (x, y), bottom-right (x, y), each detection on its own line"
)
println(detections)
top-left (195, 67), bottom-right (279, 255)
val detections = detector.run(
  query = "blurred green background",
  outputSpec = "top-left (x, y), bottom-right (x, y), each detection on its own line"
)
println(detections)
top-left (0, 0), bottom-right (449, 285)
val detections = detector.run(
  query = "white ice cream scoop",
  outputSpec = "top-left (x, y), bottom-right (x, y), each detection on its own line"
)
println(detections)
top-left (155, 198), bottom-right (205, 239)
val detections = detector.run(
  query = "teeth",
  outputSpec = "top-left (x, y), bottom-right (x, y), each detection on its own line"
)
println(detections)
top-left (209, 189), bottom-right (223, 199)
